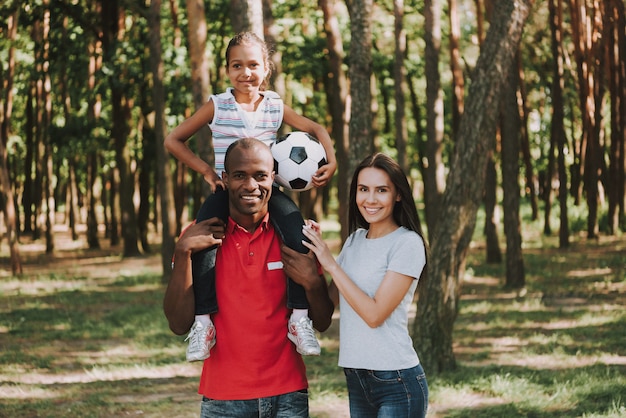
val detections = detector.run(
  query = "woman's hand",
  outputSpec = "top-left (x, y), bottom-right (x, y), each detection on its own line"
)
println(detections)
top-left (301, 220), bottom-right (336, 270)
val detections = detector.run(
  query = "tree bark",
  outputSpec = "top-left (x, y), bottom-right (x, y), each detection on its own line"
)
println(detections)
top-left (319, 0), bottom-right (349, 240)
top-left (414, 0), bottom-right (533, 374)
top-left (549, 0), bottom-right (569, 247)
top-left (345, 0), bottom-right (374, 237)
top-left (393, 0), bottom-right (409, 173)
top-left (423, 0), bottom-right (445, 241)
top-left (0, 5), bottom-right (22, 275)
top-left (483, 157), bottom-right (502, 263)
top-left (501, 58), bottom-right (525, 289)
top-left (101, 0), bottom-right (140, 256)
top-left (230, 0), bottom-right (264, 35)
top-left (149, 0), bottom-right (177, 282)
top-left (185, 0), bottom-right (214, 204)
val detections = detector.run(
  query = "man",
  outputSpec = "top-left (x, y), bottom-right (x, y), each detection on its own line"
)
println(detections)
top-left (163, 137), bottom-right (334, 417)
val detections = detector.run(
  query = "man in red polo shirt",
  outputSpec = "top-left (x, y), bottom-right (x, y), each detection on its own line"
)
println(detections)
top-left (164, 137), bottom-right (334, 417)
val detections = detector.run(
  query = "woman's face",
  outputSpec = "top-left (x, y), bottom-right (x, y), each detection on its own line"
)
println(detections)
top-left (355, 167), bottom-right (400, 227)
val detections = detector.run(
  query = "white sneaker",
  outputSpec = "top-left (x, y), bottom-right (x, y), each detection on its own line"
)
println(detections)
top-left (288, 316), bottom-right (321, 356)
top-left (185, 319), bottom-right (216, 362)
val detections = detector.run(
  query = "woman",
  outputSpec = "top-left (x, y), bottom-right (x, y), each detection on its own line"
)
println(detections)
top-left (302, 153), bottom-right (429, 417)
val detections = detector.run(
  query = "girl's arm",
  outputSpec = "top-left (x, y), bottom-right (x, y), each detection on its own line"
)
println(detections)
top-left (282, 105), bottom-right (337, 188)
top-left (302, 222), bottom-right (414, 328)
top-left (164, 100), bottom-right (223, 191)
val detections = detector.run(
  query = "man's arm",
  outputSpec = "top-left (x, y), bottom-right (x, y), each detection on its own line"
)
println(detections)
top-left (281, 245), bottom-right (335, 332)
top-left (163, 218), bottom-right (225, 335)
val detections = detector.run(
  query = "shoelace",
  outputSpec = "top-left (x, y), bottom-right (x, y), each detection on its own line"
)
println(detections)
top-left (294, 320), bottom-right (316, 345)
top-left (185, 324), bottom-right (204, 349)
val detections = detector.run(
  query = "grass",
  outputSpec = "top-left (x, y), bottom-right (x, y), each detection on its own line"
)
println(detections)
top-left (0, 229), bottom-right (625, 417)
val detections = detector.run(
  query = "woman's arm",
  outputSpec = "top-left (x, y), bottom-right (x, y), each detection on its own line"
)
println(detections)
top-left (302, 223), bottom-right (414, 328)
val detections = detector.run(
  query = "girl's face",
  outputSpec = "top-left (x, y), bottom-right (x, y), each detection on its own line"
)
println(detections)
top-left (226, 43), bottom-right (269, 96)
top-left (355, 167), bottom-right (400, 228)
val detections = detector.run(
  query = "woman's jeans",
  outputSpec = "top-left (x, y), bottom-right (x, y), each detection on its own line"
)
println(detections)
top-left (344, 364), bottom-right (428, 418)
top-left (200, 390), bottom-right (309, 418)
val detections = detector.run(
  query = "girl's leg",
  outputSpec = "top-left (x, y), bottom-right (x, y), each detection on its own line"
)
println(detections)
top-left (268, 188), bottom-right (308, 309)
top-left (186, 190), bottom-right (229, 362)
top-left (269, 188), bottom-right (320, 356)
top-left (191, 190), bottom-right (229, 315)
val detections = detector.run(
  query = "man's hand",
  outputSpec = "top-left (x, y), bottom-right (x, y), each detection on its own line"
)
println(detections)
top-left (175, 218), bottom-right (226, 258)
top-left (165, 217), bottom-right (226, 336)
top-left (281, 245), bottom-right (334, 332)
top-left (281, 245), bottom-right (319, 291)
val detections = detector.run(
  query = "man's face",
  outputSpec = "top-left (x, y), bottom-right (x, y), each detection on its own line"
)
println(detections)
top-left (222, 144), bottom-right (275, 226)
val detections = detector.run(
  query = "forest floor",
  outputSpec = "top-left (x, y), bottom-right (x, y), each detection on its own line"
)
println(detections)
top-left (1, 221), bottom-right (625, 417)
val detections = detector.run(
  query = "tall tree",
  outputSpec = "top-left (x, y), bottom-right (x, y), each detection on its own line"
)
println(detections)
top-left (319, 0), bottom-right (349, 239)
top-left (185, 0), bottom-right (214, 204)
top-left (344, 0), bottom-right (374, 238)
top-left (448, 0), bottom-right (464, 137)
top-left (393, 0), bottom-right (409, 173)
top-left (0, 4), bottom-right (22, 275)
top-left (149, 0), bottom-right (177, 282)
top-left (549, 0), bottom-right (570, 247)
top-left (100, 0), bottom-right (140, 256)
top-left (501, 56), bottom-right (525, 289)
top-left (230, 0), bottom-right (264, 34)
top-left (414, 0), bottom-right (534, 373)
top-left (423, 0), bottom-right (445, 239)
top-left (605, 0), bottom-right (626, 234)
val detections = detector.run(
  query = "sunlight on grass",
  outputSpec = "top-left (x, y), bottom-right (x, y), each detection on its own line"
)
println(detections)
top-left (2, 232), bottom-right (625, 417)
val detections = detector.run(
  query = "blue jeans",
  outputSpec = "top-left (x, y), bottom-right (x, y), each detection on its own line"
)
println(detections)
top-left (344, 365), bottom-right (428, 418)
top-left (200, 390), bottom-right (309, 418)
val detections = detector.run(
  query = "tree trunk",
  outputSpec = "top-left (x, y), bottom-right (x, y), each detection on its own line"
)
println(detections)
top-left (448, 0), bottom-right (465, 137)
top-left (138, 114), bottom-right (153, 254)
top-left (230, 0), bottom-right (264, 35)
top-left (423, 0), bottom-right (445, 240)
top-left (516, 57), bottom-right (538, 220)
top-left (319, 0), bottom-right (349, 240)
top-left (549, 0), bottom-right (569, 248)
top-left (185, 0), bottom-right (214, 204)
top-left (86, 152), bottom-right (100, 249)
top-left (0, 5), bottom-right (22, 275)
top-left (414, 0), bottom-right (533, 374)
top-left (86, 33), bottom-right (102, 250)
top-left (345, 0), bottom-right (374, 236)
top-left (484, 157), bottom-right (502, 263)
top-left (605, 0), bottom-right (625, 233)
top-left (149, 0), bottom-right (177, 282)
top-left (501, 58), bottom-right (525, 289)
top-left (101, 0), bottom-right (140, 256)
top-left (583, 0), bottom-right (604, 239)
top-left (393, 0), bottom-right (409, 173)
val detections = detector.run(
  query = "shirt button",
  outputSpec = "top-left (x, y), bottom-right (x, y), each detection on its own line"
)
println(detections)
top-left (249, 252), bottom-right (254, 256)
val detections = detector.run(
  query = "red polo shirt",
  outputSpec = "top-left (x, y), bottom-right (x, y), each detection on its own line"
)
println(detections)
top-left (198, 213), bottom-right (308, 399)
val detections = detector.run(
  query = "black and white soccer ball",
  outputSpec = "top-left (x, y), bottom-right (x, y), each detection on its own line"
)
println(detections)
top-left (271, 131), bottom-right (328, 191)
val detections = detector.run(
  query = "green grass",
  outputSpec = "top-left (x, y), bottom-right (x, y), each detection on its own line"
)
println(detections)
top-left (0, 232), bottom-right (624, 417)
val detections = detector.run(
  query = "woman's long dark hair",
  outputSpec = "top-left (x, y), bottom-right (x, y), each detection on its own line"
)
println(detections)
top-left (347, 153), bottom-right (429, 275)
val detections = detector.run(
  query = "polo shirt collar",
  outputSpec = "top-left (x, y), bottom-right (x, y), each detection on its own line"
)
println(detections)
top-left (227, 212), bottom-right (271, 234)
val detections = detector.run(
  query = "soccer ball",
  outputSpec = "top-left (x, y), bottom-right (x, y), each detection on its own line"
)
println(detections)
top-left (271, 131), bottom-right (328, 191)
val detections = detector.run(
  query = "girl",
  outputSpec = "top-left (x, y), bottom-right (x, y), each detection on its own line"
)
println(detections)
top-left (302, 153), bottom-right (429, 417)
top-left (165, 32), bottom-right (337, 361)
